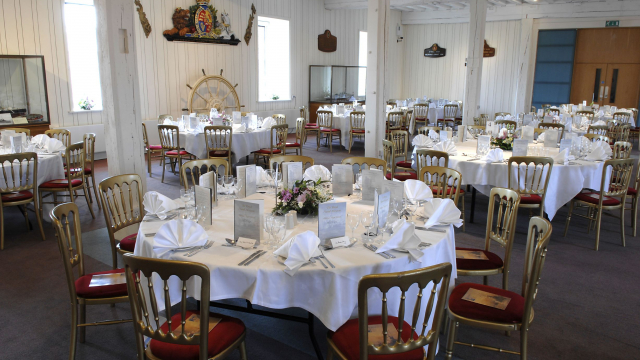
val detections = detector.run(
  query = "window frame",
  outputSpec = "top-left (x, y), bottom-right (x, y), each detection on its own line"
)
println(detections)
top-left (255, 14), bottom-right (292, 103)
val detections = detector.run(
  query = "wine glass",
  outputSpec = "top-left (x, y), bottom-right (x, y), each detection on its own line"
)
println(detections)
top-left (360, 211), bottom-right (375, 244)
top-left (263, 215), bottom-right (274, 246)
top-left (347, 213), bottom-right (360, 243)
top-left (355, 173), bottom-right (362, 199)
top-left (273, 172), bottom-right (282, 194)
top-left (271, 219), bottom-right (287, 250)
top-left (404, 198), bottom-right (418, 223)
top-left (224, 175), bottom-right (235, 197)
top-left (233, 179), bottom-right (244, 199)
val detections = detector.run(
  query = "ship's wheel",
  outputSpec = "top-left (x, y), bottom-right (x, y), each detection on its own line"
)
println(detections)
top-left (187, 69), bottom-right (244, 113)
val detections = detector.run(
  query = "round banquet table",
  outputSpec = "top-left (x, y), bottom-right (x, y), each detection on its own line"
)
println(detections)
top-left (0, 150), bottom-right (65, 189)
top-left (133, 193), bottom-right (457, 336)
top-left (176, 128), bottom-right (273, 162)
top-left (410, 139), bottom-right (609, 220)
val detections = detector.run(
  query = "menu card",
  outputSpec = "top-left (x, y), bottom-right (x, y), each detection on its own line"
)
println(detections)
top-left (282, 162), bottom-right (303, 189)
top-left (376, 191), bottom-right (391, 228)
top-left (462, 288), bottom-right (511, 310)
top-left (189, 116), bottom-right (199, 131)
top-left (559, 139), bottom-right (572, 154)
top-left (89, 273), bottom-right (126, 287)
top-left (232, 111), bottom-right (241, 124)
top-left (381, 179), bottom-right (404, 205)
top-left (521, 126), bottom-right (534, 141)
top-left (361, 169), bottom-right (383, 201)
top-left (543, 129), bottom-right (558, 148)
top-left (523, 114), bottom-right (533, 126)
top-left (512, 139), bottom-right (529, 157)
top-left (199, 171), bottom-right (217, 197)
top-left (564, 116), bottom-right (573, 131)
top-left (1, 130), bottom-right (15, 147)
top-left (317, 201), bottom-right (347, 246)
top-left (439, 130), bottom-right (449, 142)
top-left (194, 185), bottom-right (213, 226)
top-left (234, 199), bottom-right (264, 243)
top-left (332, 164), bottom-right (353, 196)
top-left (236, 165), bottom-right (257, 198)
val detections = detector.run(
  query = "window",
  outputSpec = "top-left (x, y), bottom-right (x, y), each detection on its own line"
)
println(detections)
top-left (64, 0), bottom-right (102, 111)
top-left (358, 31), bottom-right (367, 97)
top-left (257, 16), bottom-right (290, 101)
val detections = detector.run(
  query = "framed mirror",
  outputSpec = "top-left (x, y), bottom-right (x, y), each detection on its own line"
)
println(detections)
top-left (0, 55), bottom-right (50, 127)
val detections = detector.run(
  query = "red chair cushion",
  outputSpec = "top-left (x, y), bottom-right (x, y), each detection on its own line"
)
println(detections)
top-left (351, 129), bottom-right (365, 134)
top-left (74, 268), bottom-right (128, 299)
top-left (385, 172), bottom-right (418, 181)
top-left (449, 283), bottom-right (525, 324)
top-left (39, 179), bottom-right (83, 189)
top-left (396, 161), bottom-right (412, 168)
top-left (209, 150), bottom-right (229, 157)
top-left (519, 194), bottom-right (542, 204)
top-left (255, 148), bottom-right (282, 154)
top-left (1, 191), bottom-right (33, 203)
top-left (64, 168), bottom-right (92, 176)
top-left (328, 315), bottom-right (424, 360)
top-left (574, 192), bottom-right (620, 206)
top-left (84, 167), bottom-right (92, 175)
top-left (320, 128), bottom-right (340, 132)
top-left (627, 187), bottom-right (637, 196)
top-left (305, 124), bottom-right (319, 129)
top-left (118, 234), bottom-right (137, 252)
top-left (166, 150), bottom-right (190, 156)
top-left (285, 142), bottom-right (301, 147)
top-left (149, 310), bottom-right (246, 360)
top-left (148, 145), bottom-right (163, 150)
top-left (455, 247), bottom-right (504, 271)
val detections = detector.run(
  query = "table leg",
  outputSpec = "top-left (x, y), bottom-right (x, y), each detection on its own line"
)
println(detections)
top-left (470, 187), bottom-right (477, 223)
top-left (245, 155), bottom-right (249, 165)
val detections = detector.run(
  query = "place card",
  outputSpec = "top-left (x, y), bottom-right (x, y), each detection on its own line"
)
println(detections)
top-left (521, 126), bottom-right (534, 141)
top-left (282, 162), bottom-right (303, 189)
top-left (381, 179), bottom-right (404, 205)
top-left (512, 139), bottom-right (529, 157)
top-left (332, 164), bottom-right (353, 196)
top-left (376, 191), bottom-right (391, 227)
top-left (456, 249), bottom-right (489, 260)
top-left (330, 236), bottom-right (350, 248)
top-left (543, 129), bottom-right (558, 148)
top-left (318, 202), bottom-right (347, 246)
top-left (439, 130), bottom-right (449, 142)
top-left (13, 117), bottom-right (28, 124)
top-left (559, 139), bottom-right (572, 154)
top-left (194, 185), bottom-right (213, 226)
top-left (367, 323), bottom-right (399, 347)
top-left (236, 165), bottom-right (257, 198)
top-left (236, 237), bottom-right (256, 249)
top-left (462, 288), bottom-right (511, 310)
top-left (174, 314), bottom-right (221, 336)
top-left (89, 273), bottom-right (126, 287)
top-left (234, 199), bottom-right (264, 243)
top-left (361, 169), bottom-right (383, 201)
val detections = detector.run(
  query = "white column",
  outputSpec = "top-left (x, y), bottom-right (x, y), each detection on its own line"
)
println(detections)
top-left (515, 18), bottom-right (534, 114)
top-left (95, 0), bottom-right (147, 189)
top-left (462, 0), bottom-right (487, 125)
top-left (364, 0), bottom-right (391, 158)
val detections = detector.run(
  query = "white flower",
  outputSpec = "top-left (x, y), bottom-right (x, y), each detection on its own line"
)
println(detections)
top-left (298, 201), bottom-right (304, 208)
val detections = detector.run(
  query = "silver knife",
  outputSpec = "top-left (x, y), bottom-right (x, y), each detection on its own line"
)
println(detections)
top-left (415, 226), bottom-right (447, 233)
top-left (238, 250), bottom-right (261, 266)
top-left (317, 246), bottom-right (335, 268)
top-left (244, 250), bottom-right (267, 266)
top-left (364, 244), bottom-right (389, 259)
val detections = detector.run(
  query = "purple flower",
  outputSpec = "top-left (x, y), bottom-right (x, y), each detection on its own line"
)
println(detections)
top-left (293, 187), bottom-right (299, 194)
top-left (297, 193), bottom-right (307, 203)
top-left (281, 190), bottom-right (292, 202)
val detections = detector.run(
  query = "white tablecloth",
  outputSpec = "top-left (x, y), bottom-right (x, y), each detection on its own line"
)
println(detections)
top-left (178, 129), bottom-right (272, 162)
top-left (134, 193), bottom-right (457, 333)
top-left (0, 151), bottom-right (65, 189)
top-left (411, 139), bottom-right (608, 220)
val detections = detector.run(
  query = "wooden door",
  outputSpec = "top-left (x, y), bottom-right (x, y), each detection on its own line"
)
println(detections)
top-left (570, 63), bottom-right (608, 105)
top-left (603, 64), bottom-right (640, 109)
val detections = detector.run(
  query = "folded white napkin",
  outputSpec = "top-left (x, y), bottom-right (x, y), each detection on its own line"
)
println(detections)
top-left (32, 134), bottom-right (49, 147)
top-left (598, 110), bottom-right (605, 117)
top-left (199, 171), bottom-right (216, 189)
top-left (143, 191), bottom-right (179, 219)
top-left (153, 219), bottom-right (208, 258)
top-left (537, 132), bottom-right (546, 142)
top-left (481, 148), bottom-right (504, 163)
top-left (422, 198), bottom-right (463, 229)
top-left (376, 219), bottom-right (423, 262)
top-left (552, 149), bottom-right (575, 165)
top-left (303, 165), bottom-right (331, 182)
top-left (496, 116), bottom-right (504, 121)
top-left (256, 166), bottom-right (271, 187)
top-left (274, 231), bottom-right (322, 276)
top-left (433, 140), bottom-right (457, 155)
top-left (585, 145), bottom-right (608, 161)
top-left (593, 120), bottom-right (606, 126)
top-left (45, 138), bottom-right (66, 153)
top-left (232, 124), bottom-right (246, 133)
top-left (404, 179), bottom-right (433, 200)
top-left (261, 117), bottom-right (276, 129)
top-left (163, 119), bottom-right (177, 125)
top-left (412, 134), bottom-right (433, 148)
top-left (592, 140), bottom-right (612, 158)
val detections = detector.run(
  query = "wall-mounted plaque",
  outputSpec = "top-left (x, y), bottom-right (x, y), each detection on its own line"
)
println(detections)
top-left (424, 43), bottom-right (446, 58)
top-left (318, 30), bottom-right (337, 52)
top-left (483, 40), bottom-right (495, 57)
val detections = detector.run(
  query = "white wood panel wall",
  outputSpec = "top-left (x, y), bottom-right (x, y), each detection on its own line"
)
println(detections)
top-left (401, 20), bottom-right (521, 116)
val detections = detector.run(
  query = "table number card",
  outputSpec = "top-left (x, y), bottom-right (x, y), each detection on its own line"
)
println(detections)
top-left (543, 129), bottom-right (558, 148)
top-left (523, 114), bottom-right (533, 126)
top-left (194, 185), bottom-right (213, 226)
top-left (282, 162), bottom-right (303, 189)
top-left (521, 126), bottom-right (534, 141)
top-left (376, 191), bottom-right (391, 228)
top-left (485, 121), bottom-right (494, 135)
top-left (512, 139), bottom-right (529, 157)
top-left (234, 199), bottom-right (264, 243)
top-left (332, 164), bottom-right (353, 197)
top-left (361, 169), bottom-right (383, 201)
top-left (439, 130), bottom-right (449, 143)
top-left (236, 165), bottom-right (257, 198)
top-left (559, 139), bottom-right (572, 154)
top-left (382, 179), bottom-right (404, 205)
top-left (317, 202), bottom-right (347, 246)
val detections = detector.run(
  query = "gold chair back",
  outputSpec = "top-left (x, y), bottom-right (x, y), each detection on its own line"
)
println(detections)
top-left (415, 150), bottom-right (448, 174)
top-left (158, 125), bottom-right (181, 151)
top-left (405, 109), bottom-right (414, 127)
top-left (3, 127), bottom-right (30, 136)
top-left (0, 152), bottom-right (38, 194)
top-left (272, 114), bottom-right (287, 125)
top-left (586, 125), bottom-right (608, 136)
top-left (612, 111), bottom-right (631, 124)
top-left (603, 159), bottom-right (635, 198)
top-left (204, 125), bottom-right (232, 166)
top-left (65, 142), bottom-right (86, 183)
top-left (386, 111), bottom-right (405, 133)
top-left (576, 110), bottom-right (595, 122)
top-left (480, 114), bottom-right (489, 123)
top-left (545, 108), bottom-right (560, 116)
top-left (355, 263), bottom-right (452, 360)
top-left (350, 111), bottom-right (366, 131)
top-left (272, 124), bottom-right (288, 152)
top-left (123, 254), bottom-right (213, 360)
top-left (341, 157), bottom-right (386, 174)
top-left (83, 133), bottom-right (96, 172)
top-left (467, 125), bottom-right (485, 138)
top-left (609, 123), bottom-right (630, 143)
top-left (484, 188), bottom-right (520, 274)
top-left (45, 129), bottom-right (71, 147)
top-left (613, 141), bottom-right (632, 159)
top-left (473, 117), bottom-right (486, 126)
top-left (443, 104), bottom-right (458, 119)
top-left (382, 139), bottom-right (395, 178)
top-left (389, 130), bottom-right (409, 163)
top-left (317, 110), bottom-right (334, 129)
top-left (181, 159), bottom-right (228, 190)
top-left (294, 118), bottom-right (306, 144)
top-left (141, 123), bottom-right (150, 149)
top-left (584, 133), bottom-right (610, 143)
top-left (300, 106), bottom-right (308, 121)
top-left (507, 157), bottom-right (553, 215)
top-left (495, 120), bottom-right (516, 132)
top-left (50, 203), bottom-right (88, 301)
top-left (387, 100), bottom-right (397, 107)
top-left (158, 114), bottom-right (173, 124)
top-left (538, 123), bottom-right (565, 140)
top-left (417, 126), bottom-right (440, 136)
top-left (269, 155), bottom-right (314, 172)
top-left (413, 103), bottom-right (428, 121)
top-left (418, 166), bottom-right (462, 204)
top-left (520, 216), bottom-right (552, 328)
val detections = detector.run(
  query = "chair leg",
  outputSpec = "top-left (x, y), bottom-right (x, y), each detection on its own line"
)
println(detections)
top-left (595, 207), bottom-right (603, 251)
top-left (83, 185), bottom-right (95, 219)
top-left (317, 132), bottom-right (320, 151)
top-left (0, 205), bottom-right (4, 250)
top-left (563, 201), bottom-right (574, 237)
top-left (33, 200), bottom-right (45, 241)
top-left (69, 304), bottom-right (78, 360)
top-left (23, 204), bottom-right (30, 230)
top-left (92, 175), bottom-right (101, 210)
top-left (147, 151), bottom-right (152, 175)
top-left (79, 304), bottom-right (86, 343)
top-left (348, 133), bottom-right (352, 154)
top-left (85, 177), bottom-right (94, 205)
top-left (239, 340), bottom-right (248, 360)
top-left (327, 345), bottom-right (335, 360)
top-left (483, 275), bottom-right (488, 286)
top-left (161, 154), bottom-right (166, 183)
top-left (520, 328), bottom-right (528, 360)
top-left (444, 318), bottom-right (457, 360)
top-left (633, 196), bottom-right (638, 237)
top-left (620, 205), bottom-right (626, 247)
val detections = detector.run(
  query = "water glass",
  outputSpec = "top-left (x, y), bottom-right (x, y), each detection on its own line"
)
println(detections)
top-left (273, 172), bottom-right (282, 194)
top-left (263, 215), bottom-right (275, 245)
top-left (347, 213), bottom-right (360, 242)
top-left (271, 218), bottom-right (287, 249)
top-left (360, 211), bottom-right (375, 243)
top-left (404, 198), bottom-right (418, 222)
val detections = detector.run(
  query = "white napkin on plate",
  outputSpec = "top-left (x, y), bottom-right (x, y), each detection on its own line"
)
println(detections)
top-left (303, 165), bottom-right (331, 182)
top-left (433, 140), bottom-right (457, 155)
top-left (412, 134), bottom-right (433, 148)
top-left (45, 138), bottom-right (66, 153)
top-left (256, 166), bottom-right (271, 187)
top-left (422, 198), bottom-right (463, 229)
top-left (232, 124), bottom-right (246, 133)
top-left (404, 179), bottom-right (433, 200)
top-left (376, 219), bottom-right (423, 262)
top-left (597, 110), bottom-right (605, 117)
top-left (32, 134), bottom-right (49, 147)
top-left (143, 191), bottom-right (179, 219)
top-left (274, 231), bottom-right (322, 276)
top-left (261, 117), bottom-right (276, 129)
top-left (552, 149), bottom-right (574, 165)
top-left (585, 145), bottom-right (608, 161)
top-left (153, 219), bottom-right (208, 258)
top-left (480, 148), bottom-right (504, 163)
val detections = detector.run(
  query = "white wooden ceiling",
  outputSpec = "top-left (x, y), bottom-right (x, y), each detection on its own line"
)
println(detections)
top-left (325, 0), bottom-right (614, 12)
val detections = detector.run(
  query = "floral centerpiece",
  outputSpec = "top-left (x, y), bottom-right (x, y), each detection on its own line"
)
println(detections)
top-left (78, 97), bottom-right (95, 111)
top-left (491, 127), bottom-right (515, 150)
top-left (272, 179), bottom-right (332, 216)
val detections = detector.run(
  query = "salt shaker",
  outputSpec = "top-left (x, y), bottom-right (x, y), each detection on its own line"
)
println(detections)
top-left (288, 210), bottom-right (298, 226)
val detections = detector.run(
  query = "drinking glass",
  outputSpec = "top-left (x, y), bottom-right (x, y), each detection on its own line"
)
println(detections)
top-left (180, 189), bottom-right (190, 205)
top-left (347, 213), bottom-right (360, 242)
top-left (263, 215), bottom-right (274, 246)
top-left (233, 180), bottom-right (244, 199)
top-left (223, 175), bottom-right (234, 197)
top-left (360, 211), bottom-right (375, 244)
top-left (271, 219), bottom-right (287, 250)
top-left (354, 173), bottom-right (362, 199)
top-left (217, 175), bottom-right (225, 195)
top-left (264, 169), bottom-right (274, 194)
top-left (404, 198), bottom-right (418, 223)
top-left (196, 204), bottom-right (209, 228)
top-left (273, 172), bottom-right (283, 194)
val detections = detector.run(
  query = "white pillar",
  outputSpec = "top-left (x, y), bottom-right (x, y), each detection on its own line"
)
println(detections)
top-left (515, 18), bottom-right (534, 114)
top-left (364, 0), bottom-right (391, 158)
top-left (462, 0), bottom-right (487, 125)
top-left (96, 0), bottom-right (147, 189)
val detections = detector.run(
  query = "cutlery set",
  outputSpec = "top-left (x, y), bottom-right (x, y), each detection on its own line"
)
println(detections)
top-left (363, 244), bottom-right (395, 259)
top-left (183, 240), bottom-right (213, 257)
top-left (238, 250), bottom-right (267, 266)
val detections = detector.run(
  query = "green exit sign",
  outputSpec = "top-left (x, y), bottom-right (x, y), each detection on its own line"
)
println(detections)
top-left (606, 20), bottom-right (619, 27)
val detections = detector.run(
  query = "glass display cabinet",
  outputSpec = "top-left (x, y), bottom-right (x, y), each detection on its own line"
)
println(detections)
top-left (309, 65), bottom-right (366, 123)
top-left (0, 55), bottom-right (50, 134)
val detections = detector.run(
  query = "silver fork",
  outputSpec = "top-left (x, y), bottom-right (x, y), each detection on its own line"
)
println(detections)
top-left (369, 244), bottom-right (396, 259)
top-left (312, 256), bottom-right (328, 269)
top-left (185, 240), bottom-right (213, 257)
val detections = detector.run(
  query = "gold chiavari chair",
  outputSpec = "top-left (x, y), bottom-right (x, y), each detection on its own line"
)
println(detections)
top-left (496, 120), bottom-right (517, 134)
top-left (586, 125), bottom-right (608, 136)
top-left (204, 125), bottom-right (233, 168)
top-left (181, 159), bottom-right (228, 190)
top-left (254, 124), bottom-right (288, 166)
top-left (495, 112), bottom-right (511, 119)
top-left (413, 103), bottom-right (429, 128)
top-left (439, 104), bottom-right (458, 129)
top-left (142, 123), bottom-right (162, 175)
top-left (390, 130), bottom-right (412, 173)
top-left (576, 110), bottom-right (595, 123)
top-left (0, 152), bottom-right (45, 250)
top-left (583, 133), bottom-right (610, 143)
top-left (480, 114), bottom-right (489, 124)
top-left (300, 106), bottom-right (309, 122)
top-left (82, 133), bottom-right (100, 210)
top-left (454, 100), bottom-right (463, 124)
top-left (158, 125), bottom-right (195, 184)
top-left (628, 108), bottom-right (639, 145)
top-left (123, 254), bottom-right (248, 360)
top-left (45, 128), bottom-right (71, 147)
top-left (417, 126), bottom-right (440, 136)
top-left (564, 158), bottom-right (635, 250)
top-left (626, 162), bottom-right (640, 237)
top-left (455, 187), bottom-right (520, 289)
top-left (326, 263), bottom-right (452, 360)
top-left (419, 165), bottom-right (465, 230)
top-left (545, 108), bottom-right (560, 116)
top-left (386, 99), bottom-right (397, 108)
top-left (405, 108), bottom-right (414, 131)
top-left (612, 111), bottom-right (632, 124)
top-left (609, 123), bottom-right (631, 144)
top-left (537, 123), bottom-right (564, 140)
top-left (98, 174), bottom-right (143, 269)
top-left (3, 127), bottom-right (30, 136)
top-left (303, 107), bottom-right (319, 145)
top-left (158, 114), bottom-right (173, 124)
top-left (348, 111), bottom-right (365, 154)
top-left (473, 117), bottom-right (486, 126)
top-left (341, 157), bottom-right (386, 174)
top-left (467, 125), bottom-right (485, 138)
top-left (317, 110), bottom-right (341, 152)
top-left (383, 139), bottom-right (417, 181)
top-left (445, 216), bottom-right (552, 360)
top-left (613, 141), bottom-right (632, 159)
top-left (38, 142), bottom-right (95, 220)
top-left (508, 157), bottom-right (554, 217)
top-left (285, 118), bottom-right (305, 155)
top-left (269, 155), bottom-right (314, 172)
top-left (415, 150), bottom-right (448, 174)
top-left (386, 111), bottom-right (405, 136)
top-left (272, 114), bottom-right (287, 125)
top-left (533, 128), bottom-right (545, 141)
top-left (51, 202), bottom-right (131, 360)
